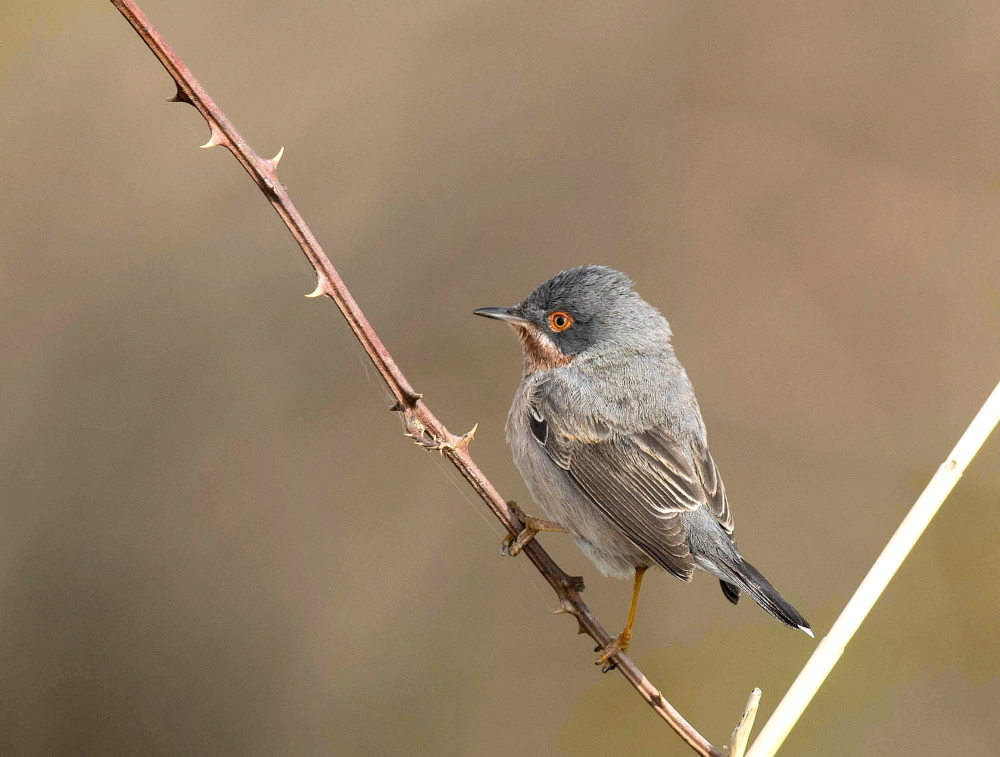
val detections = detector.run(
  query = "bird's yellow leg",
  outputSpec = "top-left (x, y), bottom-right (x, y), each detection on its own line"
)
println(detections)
top-left (501, 501), bottom-right (569, 557)
top-left (596, 566), bottom-right (647, 672)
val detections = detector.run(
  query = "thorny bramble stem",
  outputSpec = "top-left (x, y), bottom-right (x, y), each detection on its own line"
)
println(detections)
top-left (108, 2), bottom-right (727, 754)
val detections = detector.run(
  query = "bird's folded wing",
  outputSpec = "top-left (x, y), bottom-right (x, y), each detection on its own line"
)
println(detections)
top-left (689, 433), bottom-right (733, 535)
top-left (528, 398), bottom-right (732, 578)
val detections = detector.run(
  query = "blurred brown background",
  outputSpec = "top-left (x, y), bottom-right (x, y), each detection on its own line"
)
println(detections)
top-left (2, 2), bottom-right (998, 755)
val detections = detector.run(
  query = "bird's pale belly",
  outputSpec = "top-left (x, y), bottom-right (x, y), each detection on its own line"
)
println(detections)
top-left (508, 398), bottom-right (649, 580)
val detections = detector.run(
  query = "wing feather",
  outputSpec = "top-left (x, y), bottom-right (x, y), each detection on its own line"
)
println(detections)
top-left (531, 392), bottom-right (733, 578)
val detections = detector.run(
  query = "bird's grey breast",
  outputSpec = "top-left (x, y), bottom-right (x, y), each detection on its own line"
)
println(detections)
top-left (505, 367), bottom-right (654, 579)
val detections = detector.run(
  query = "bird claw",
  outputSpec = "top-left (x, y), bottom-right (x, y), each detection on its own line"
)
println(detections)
top-left (501, 501), bottom-right (569, 556)
top-left (500, 534), bottom-right (515, 556)
top-left (501, 523), bottom-right (537, 557)
top-left (595, 630), bottom-right (631, 673)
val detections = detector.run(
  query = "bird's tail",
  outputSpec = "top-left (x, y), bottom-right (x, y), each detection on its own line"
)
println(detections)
top-left (715, 553), bottom-right (812, 637)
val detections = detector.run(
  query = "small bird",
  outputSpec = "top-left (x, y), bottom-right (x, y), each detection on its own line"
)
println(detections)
top-left (475, 265), bottom-right (811, 669)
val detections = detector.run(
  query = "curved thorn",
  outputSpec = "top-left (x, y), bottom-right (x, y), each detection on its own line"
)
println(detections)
top-left (200, 127), bottom-right (225, 150)
top-left (167, 85), bottom-right (188, 103)
top-left (305, 278), bottom-right (326, 298)
top-left (457, 422), bottom-right (479, 448)
top-left (270, 145), bottom-right (285, 166)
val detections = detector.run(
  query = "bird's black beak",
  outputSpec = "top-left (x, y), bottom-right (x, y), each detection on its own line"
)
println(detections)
top-left (473, 307), bottom-right (532, 326)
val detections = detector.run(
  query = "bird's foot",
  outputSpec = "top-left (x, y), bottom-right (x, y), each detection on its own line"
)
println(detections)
top-left (501, 501), bottom-right (568, 557)
top-left (594, 628), bottom-right (632, 673)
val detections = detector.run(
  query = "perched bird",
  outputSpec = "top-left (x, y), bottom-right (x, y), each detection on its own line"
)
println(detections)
top-left (475, 265), bottom-right (811, 669)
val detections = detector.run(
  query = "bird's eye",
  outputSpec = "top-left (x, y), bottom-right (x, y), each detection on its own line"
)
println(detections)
top-left (548, 311), bottom-right (573, 332)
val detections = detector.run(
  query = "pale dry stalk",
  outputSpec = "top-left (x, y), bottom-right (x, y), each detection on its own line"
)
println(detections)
top-left (746, 380), bottom-right (1000, 756)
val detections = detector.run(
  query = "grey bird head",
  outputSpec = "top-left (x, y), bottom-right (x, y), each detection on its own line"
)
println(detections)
top-left (474, 265), bottom-right (671, 371)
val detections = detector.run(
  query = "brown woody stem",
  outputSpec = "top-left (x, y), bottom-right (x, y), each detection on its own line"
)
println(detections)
top-left (108, 2), bottom-right (723, 755)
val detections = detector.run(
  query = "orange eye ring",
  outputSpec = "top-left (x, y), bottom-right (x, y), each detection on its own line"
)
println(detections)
top-left (548, 311), bottom-right (573, 332)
